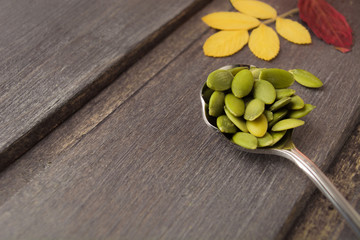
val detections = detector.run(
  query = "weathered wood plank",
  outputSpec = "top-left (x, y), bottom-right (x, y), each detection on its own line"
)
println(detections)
top-left (0, 0), bottom-right (211, 169)
top-left (287, 124), bottom-right (360, 240)
top-left (0, 0), bottom-right (359, 239)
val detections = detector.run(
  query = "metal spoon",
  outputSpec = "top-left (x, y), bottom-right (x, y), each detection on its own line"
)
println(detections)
top-left (200, 64), bottom-right (360, 236)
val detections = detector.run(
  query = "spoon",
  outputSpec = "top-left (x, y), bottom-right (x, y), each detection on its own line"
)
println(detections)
top-left (200, 64), bottom-right (360, 236)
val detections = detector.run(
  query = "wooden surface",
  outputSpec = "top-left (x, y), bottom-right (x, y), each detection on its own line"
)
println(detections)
top-left (0, 0), bottom-right (210, 169)
top-left (0, 0), bottom-right (359, 239)
top-left (288, 124), bottom-right (360, 239)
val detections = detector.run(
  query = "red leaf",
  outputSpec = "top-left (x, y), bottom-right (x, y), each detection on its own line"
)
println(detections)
top-left (298, 0), bottom-right (353, 52)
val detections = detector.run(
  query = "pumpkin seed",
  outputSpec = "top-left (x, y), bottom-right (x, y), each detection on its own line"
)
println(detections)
top-left (246, 114), bottom-right (268, 137)
top-left (257, 132), bottom-right (273, 147)
top-left (264, 110), bottom-right (273, 121)
top-left (271, 118), bottom-right (305, 131)
top-left (269, 97), bottom-right (291, 112)
top-left (270, 130), bottom-right (287, 146)
top-left (268, 108), bottom-right (288, 128)
top-left (289, 69), bottom-right (323, 88)
top-left (229, 66), bottom-right (248, 76)
top-left (202, 87), bottom-right (214, 103)
top-left (249, 67), bottom-right (264, 79)
top-left (217, 115), bottom-right (238, 133)
top-left (209, 91), bottom-right (225, 116)
top-left (287, 95), bottom-right (305, 110)
top-left (207, 69), bottom-right (233, 91)
top-left (260, 68), bottom-right (295, 88)
top-left (232, 132), bottom-right (258, 149)
top-left (275, 88), bottom-right (295, 100)
top-left (288, 104), bottom-right (316, 118)
top-left (225, 93), bottom-right (245, 117)
top-left (224, 107), bottom-right (248, 132)
top-left (253, 79), bottom-right (276, 104)
top-left (232, 69), bottom-right (254, 98)
top-left (244, 98), bottom-right (265, 121)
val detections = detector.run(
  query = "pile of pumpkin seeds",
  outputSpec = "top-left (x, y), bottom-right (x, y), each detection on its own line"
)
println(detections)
top-left (203, 66), bottom-right (323, 149)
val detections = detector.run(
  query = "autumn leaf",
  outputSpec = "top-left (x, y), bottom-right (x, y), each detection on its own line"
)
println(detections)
top-left (275, 17), bottom-right (311, 44)
top-left (248, 24), bottom-right (279, 61)
top-left (230, 0), bottom-right (277, 19)
top-left (203, 30), bottom-right (249, 57)
top-left (298, 0), bottom-right (352, 52)
top-left (202, 12), bottom-right (260, 30)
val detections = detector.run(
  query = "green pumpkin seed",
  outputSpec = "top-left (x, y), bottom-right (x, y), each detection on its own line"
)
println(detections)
top-left (275, 88), bottom-right (296, 100)
top-left (268, 108), bottom-right (288, 128)
top-left (271, 118), bottom-right (305, 131)
top-left (253, 79), bottom-right (276, 104)
top-left (287, 95), bottom-right (305, 110)
top-left (217, 115), bottom-right (237, 133)
top-left (209, 91), bottom-right (225, 117)
top-left (224, 107), bottom-right (248, 133)
top-left (225, 93), bottom-right (245, 117)
top-left (229, 66), bottom-right (248, 76)
top-left (257, 132), bottom-right (273, 147)
top-left (202, 87), bottom-right (214, 103)
top-left (232, 132), bottom-right (258, 149)
top-left (270, 130), bottom-right (287, 146)
top-left (269, 97), bottom-right (291, 112)
top-left (244, 98), bottom-right (265, 121)
top-left (264, 110), bottom-right (273, 121)
top-left (206, 69), bottom-right (233, 91)
top-left (289, 69), bottom-right (323, 88)
top-left (232, 69), bottom-right (254, 98)
top-left (288, 104), bottom-right (316, 118)
top-left (260, 68), bottom-right (295, 88)
top-left (249, 67), bottom-right (264, 79)
top-left (246, 114), bottom-right (268, 137)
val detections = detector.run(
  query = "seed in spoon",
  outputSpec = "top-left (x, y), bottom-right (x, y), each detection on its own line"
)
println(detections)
top-left (253, 79), bottom-right (276, 104)
top-left (232, 132), bottom-right (258, 149)
top-left (246, 114), bottom-right (268, 137)
top-left (232, 69), bottom-right (254, 98)
top-left (224, 106), bottom-right (249, 133)
top-left (287, 95), bottom-right (305, 110)
top-left (209, 91), bottom-right (225, 117)
top-left (217, 115), bottom-right (238, 133)
top-left (269, 97), bottom-right (291, 112)
top-left (270, 130), bottom-right (287, 146)
top-left (264, 110), bottom-right (273, 121)
top-left (275, 88), bottom-right (296, 100)
top-left (288, 104), bottom-right (316, 118)
top-left (260, 68), bottom-right (295, 88)
top-left (244, 98), bottom-right (265, 121)
top-left (257, 132), bottom-right (274, 147)
top-left (229, 66), bottom-right (248, 76)
top-left (249, 67), bottom-right (264, 79)
top-left (268, 108), bottom-right (288, 128)
top-left (271, 118), bottom-right (305, 131)
top-left (225, 93), bottom-right (245, 117)
top-left (207, 69), bottom-right (233, 91)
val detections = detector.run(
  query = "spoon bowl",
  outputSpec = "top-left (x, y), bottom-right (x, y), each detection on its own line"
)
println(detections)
top-left (200, 64), bottom-right (360, 236)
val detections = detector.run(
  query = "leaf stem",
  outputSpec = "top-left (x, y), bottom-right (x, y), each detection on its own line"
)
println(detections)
top-left (262, 8), bottom-right (299, 25)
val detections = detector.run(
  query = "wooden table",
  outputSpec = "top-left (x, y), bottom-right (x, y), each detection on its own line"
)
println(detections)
top-left (0, 0), bottom-right (359, 239)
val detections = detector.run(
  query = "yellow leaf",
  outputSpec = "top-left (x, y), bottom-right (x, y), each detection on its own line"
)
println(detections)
top-left (202, 12), bottom-right (260, 30)
top-left (275, 17), bottom-right (311, 44)
top-left (203, 30), bottom-right (249, 57)
top-left (248, 24), bottom-right (279, 61)
top-left (230, 0), bottom-right (277, 19)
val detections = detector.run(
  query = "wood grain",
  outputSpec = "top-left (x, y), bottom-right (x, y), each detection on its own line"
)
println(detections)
top-left (0, 0), bottom-right (359, 239)
top-left (287, 124), bottom-right (360, 240)
top-left (0, 0), bottom-right (211, 169)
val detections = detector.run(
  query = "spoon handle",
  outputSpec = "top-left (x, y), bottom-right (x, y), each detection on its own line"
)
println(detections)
top-left (281, 147), bottom-right (360, 237)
